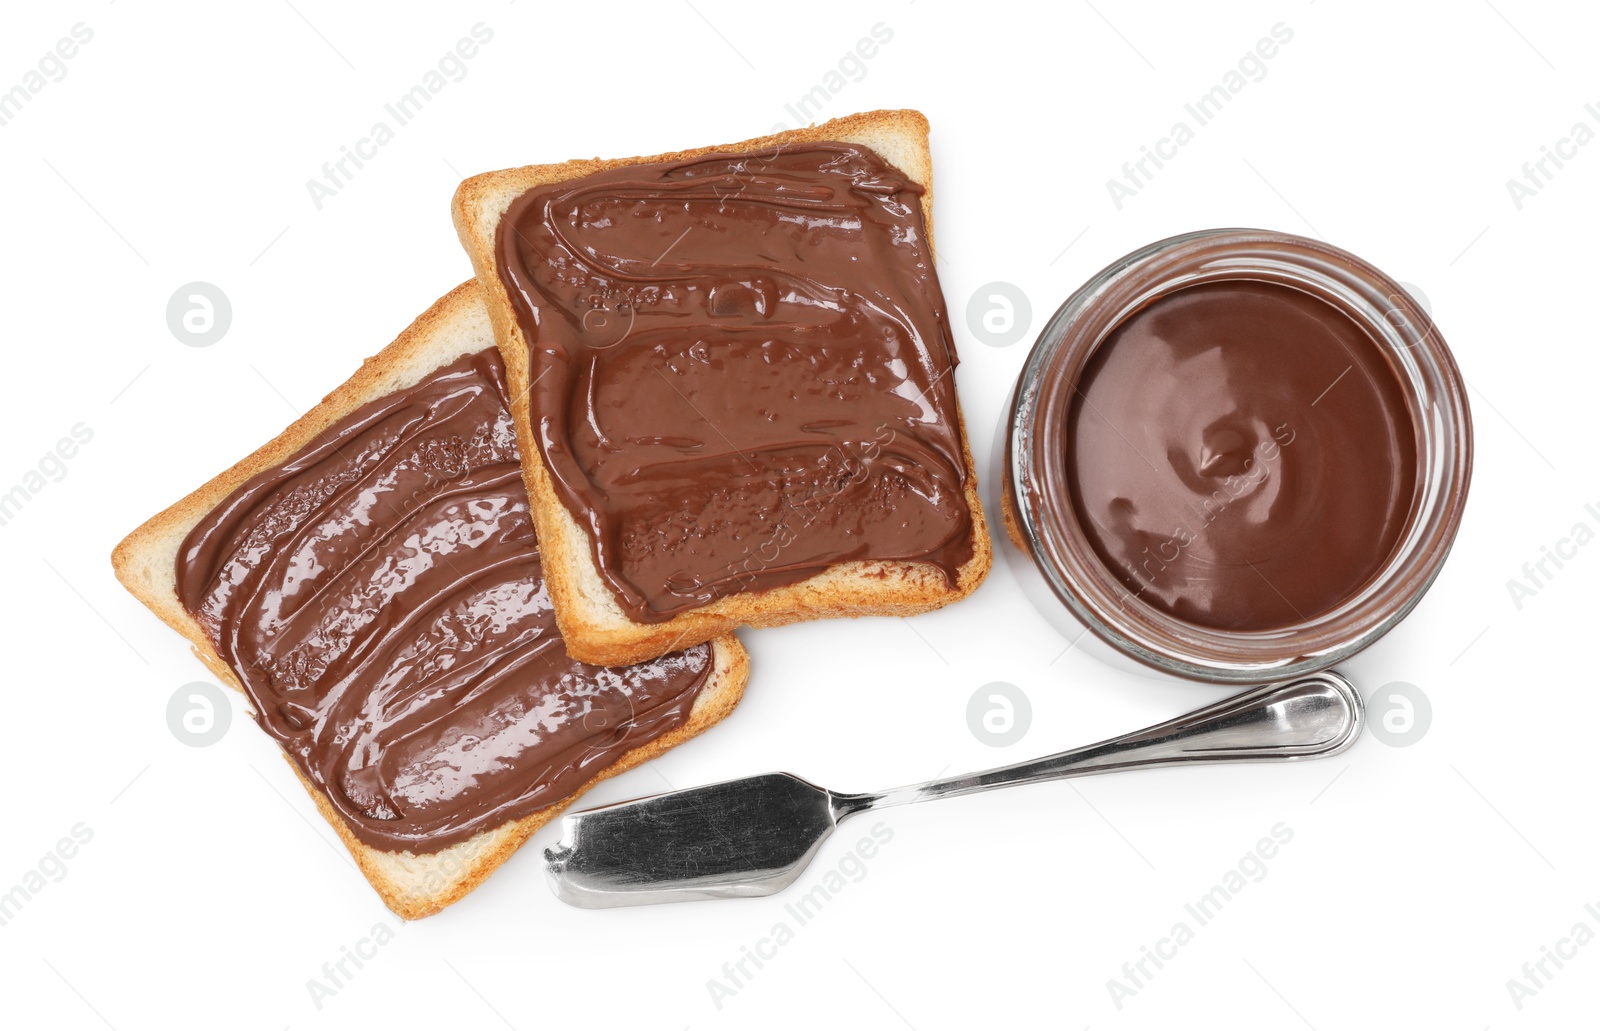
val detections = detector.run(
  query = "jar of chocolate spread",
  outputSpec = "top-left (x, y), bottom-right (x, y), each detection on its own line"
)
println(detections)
top-left (998, 229), bottom-right (1472, 684)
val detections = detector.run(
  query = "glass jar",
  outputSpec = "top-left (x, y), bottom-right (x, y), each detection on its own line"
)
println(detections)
top-left (998, 229), bottom-right (1473, 684)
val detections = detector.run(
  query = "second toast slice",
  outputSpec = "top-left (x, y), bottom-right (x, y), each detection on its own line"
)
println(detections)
top-left (454, 110), bottom-right (991, 666)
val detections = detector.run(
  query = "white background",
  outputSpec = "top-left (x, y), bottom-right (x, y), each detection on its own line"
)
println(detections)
top-left (2, 1), bottom-right (1595, 1028)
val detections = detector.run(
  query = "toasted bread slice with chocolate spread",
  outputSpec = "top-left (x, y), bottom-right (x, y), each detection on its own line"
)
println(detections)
top-left (111, 282), bottom-right (749, 920)
top-left (452, 109), bottom-right (992, 666)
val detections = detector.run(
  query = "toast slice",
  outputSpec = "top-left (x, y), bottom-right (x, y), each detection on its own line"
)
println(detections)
top-left (453, 109), bottom-right (992, 666)
top-left (111, 281), bottom-right (748, 919)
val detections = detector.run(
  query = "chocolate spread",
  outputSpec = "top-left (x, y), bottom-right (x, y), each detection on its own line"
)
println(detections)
top-left (493, 142), bottom-right (974, 623)
top-left (176, 348), bottom-right (714, 854)
top-left (1067, 280), bottom-right (1418, 631)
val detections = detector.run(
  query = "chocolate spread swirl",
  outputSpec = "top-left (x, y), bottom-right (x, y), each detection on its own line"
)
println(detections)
top-left (494, 142), bottom-right (974, 622)
top-left (1067, 281), bottom-right (1418, 630)
top-left (176, 348), bottom-right (714, 853)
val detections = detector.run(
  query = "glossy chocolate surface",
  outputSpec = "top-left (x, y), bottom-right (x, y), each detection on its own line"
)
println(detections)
top-left (1066, 280), bottom-right (1417, 631)
top-left (493, 143), bottom-right (974, 622)
top-left (176, 349), bottom-right (714, 853)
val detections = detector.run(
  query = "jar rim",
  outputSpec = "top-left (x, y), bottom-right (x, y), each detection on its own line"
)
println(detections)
top-left (1004, 228), bottom-right (1473, 683)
